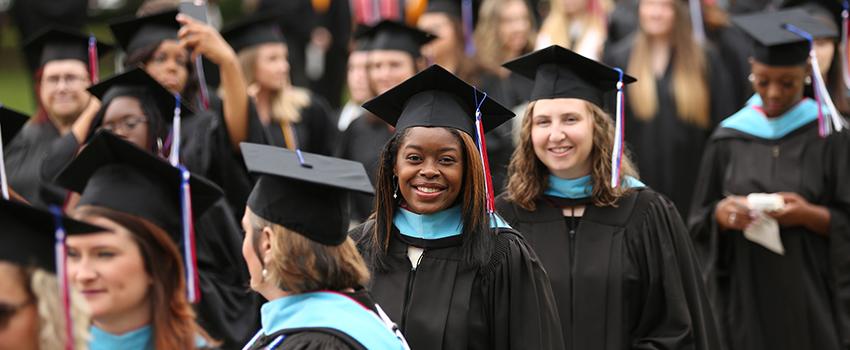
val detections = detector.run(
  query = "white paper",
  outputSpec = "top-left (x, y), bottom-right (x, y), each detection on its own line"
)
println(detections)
top-left (743, 193), bottom-right (785, 255)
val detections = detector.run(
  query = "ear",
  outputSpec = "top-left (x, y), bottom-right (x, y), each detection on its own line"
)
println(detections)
top-left (261, 226), bottom-right (274, 258)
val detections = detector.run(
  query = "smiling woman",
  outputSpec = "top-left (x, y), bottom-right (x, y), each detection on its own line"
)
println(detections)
top-left (350, 65), bottom-right (564, 350)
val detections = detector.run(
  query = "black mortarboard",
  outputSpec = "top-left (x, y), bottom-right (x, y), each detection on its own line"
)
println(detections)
top-left (0, 199), bottom-right (102, 273)
top-left (241, 143), bottom-right (373, 246)
top-left (503, 45), bottom-right (637, 106)
top-left (353, 25), bottom-right (373, 52)
top-left (221, 14), bottom-right (285, 53)
top-left (426, 0), bottom-right (462, 18)
top-left (55, 131), bottom-right (222, 240)
top-left (109, 10), bottom-right (180, 55)
top-left (732, 8), bottom-right (837, 66)
top-left (23, 27), bottom-right (112, 71)
top-left (356, 20), bottom-right (434, 57)
top-left (362, 64), bottom-right (514, 135)
top-left (1, 106), bottom-right (29, 147)
top-left (87, 68), bottom-right (193, 124)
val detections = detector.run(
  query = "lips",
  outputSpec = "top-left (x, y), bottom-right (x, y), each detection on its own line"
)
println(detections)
top-left (411, 183), bottom-right (447, 199)
top-left (80, 289), bottom-right (106, 297)
top-left (547, 145), bottom-right (574, 157)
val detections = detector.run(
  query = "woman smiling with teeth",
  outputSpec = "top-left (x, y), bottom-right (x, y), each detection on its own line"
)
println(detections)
top-left (496, 45), bottom-right (721, 350)
top-left (350, 65), bottom-right (564, 350)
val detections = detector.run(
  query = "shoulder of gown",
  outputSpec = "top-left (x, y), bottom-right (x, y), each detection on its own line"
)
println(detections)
top-left (277, 331), bottom-right (361, 350)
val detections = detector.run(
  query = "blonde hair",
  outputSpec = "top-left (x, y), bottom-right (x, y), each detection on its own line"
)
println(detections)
top-left (473, 0), bottom-right (537, 73)
top-left (505, 100), bottom-right (639, 211)
top-left (28, 268), bottom-right (90, 350)
top-left (238, 45), bottom-right (311, 124)
top-left (539, 0), bottom-right (610, 51)
top-left (627, 0), bottom-right (710, 128)
top-left (249, 212), bottom-right (370, 293)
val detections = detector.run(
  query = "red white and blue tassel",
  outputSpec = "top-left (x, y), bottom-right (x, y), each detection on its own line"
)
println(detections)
top-left (50, 205), bottom-right (74, 350)
top-left (87, 35), bottom-right (98, 84)
top-left (785, 23), bottom-right (848, 137)
top-left (0, 104), bottom-right (8, 200)
top-left (610, 68), bottom-right (626, 188)
top-left (179, 166), bottom-right (201, 303)
top-left (472, 89), bottom-right (496, 214)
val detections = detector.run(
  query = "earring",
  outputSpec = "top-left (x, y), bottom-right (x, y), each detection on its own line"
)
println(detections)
top-left (805, 76), bottom-right (812, 85)
top-left (392, 175), bottom-right (399, 199)
top-left (156, 137), bottom-right (163, 153)
top-left (261, 268), bottom-right (268, 281)
top-left (748, 73), bottom-right (755, 83)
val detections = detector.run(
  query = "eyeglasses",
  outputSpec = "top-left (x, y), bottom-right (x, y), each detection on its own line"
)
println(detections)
top-left (101, 116), bottom-right (149, 134)
top-left (0, 299), bottom-right (33, 330)
top-left (42, 74), bottom-right (89, 87)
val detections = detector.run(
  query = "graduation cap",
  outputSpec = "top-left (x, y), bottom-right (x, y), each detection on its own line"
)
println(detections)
top-left (221, 14), bottom-right (285, 53)
top-left (503, 45), bottom-right (637, 106)
top-left (1, 106), bottom-right (29, 147)
top-left (362, 64), bottom-right (514, 136)
top-left (109, 9), bottom-right (180, 55)
top-left (23, 27), bottom-right (112, 72)
top-left (87, 68), bottom-right (192, 125)
top-left (356, 20), bottom-right (435, 57)
top-left (241, 143), bottom-right (373, 245)
top-left (55, 130), bottom-right (222, 239)
top-left (0, 199), bottom-right (102, 273)
top-left (732, 8), bottom-right (837, 66)
top-left (353, 24), bottom-right (373, 52)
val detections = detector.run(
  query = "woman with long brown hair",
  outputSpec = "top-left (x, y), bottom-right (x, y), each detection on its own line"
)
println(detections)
top-left (57, 131), bottom-right (223, 349)
top-left (497, 45), bottom-right (720, 349)
top-left (603, 0), bottom-right (735, 219)
top-left (350, 65), bottom-right (563, 350)
top-left (537, 0), bottom-right (610, 60)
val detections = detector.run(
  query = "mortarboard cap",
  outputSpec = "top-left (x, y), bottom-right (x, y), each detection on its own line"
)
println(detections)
top-left (0, 199), bottom-right (102, 273)
top-left (23, 27), bottom-right (112, 72)
top-left (241, 143), bottom-right (373, 246)
top-left (109, 10), bottom-right (181, 55)
top-left (503, 45), bottom-right (636, 106)
top-left (732, 8), bottom-right (837, 66)
top-left (55, 131), bottom-right (222, 240)
top-left (356, 20), bottom-right (434, 57)
top-left (363, 64), bottom-right (514, 135)
top-left (353, 25), bottom-right (373, 52)
top-left (1, 106), bottom-right (29, 147)
top-left (87, 68), bottom-right (193, 125)
top-left (221, 14), bottom-right (286, 53)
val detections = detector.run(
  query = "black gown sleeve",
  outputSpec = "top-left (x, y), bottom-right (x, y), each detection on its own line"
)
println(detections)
top-left (478, 229), bottom-right (565, 350)
top-left (39, 133), bottom-right (80, 184)
top-left (687, 134), bottom-right (729, 284)
top-left (278, 331), bottom-right (359, 350)
top-left (824, 131), bottom-right (850, 347)
top-left (627, 192), bottom-right (722, 350)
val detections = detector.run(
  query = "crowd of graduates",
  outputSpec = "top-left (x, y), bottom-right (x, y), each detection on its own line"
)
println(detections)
top-left (1, 0), bottom-right (850, 349)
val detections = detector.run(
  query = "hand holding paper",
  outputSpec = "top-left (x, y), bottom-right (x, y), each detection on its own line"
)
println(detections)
top-left (744, 193), bottom-right (785, 255)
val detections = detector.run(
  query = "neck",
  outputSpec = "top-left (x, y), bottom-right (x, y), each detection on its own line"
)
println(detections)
top-left (436, 55), bottom-right (460, 74)
top-left (255, 88), bottom-right (276, 125)
top-left (260, 286), bottom-right (290, 302)
top-left (47, 115), bottom-right (74, 135)
top-left (93, 307), bottom-right (151, 335)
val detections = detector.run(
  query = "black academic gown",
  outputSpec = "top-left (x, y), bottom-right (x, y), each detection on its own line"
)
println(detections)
top-left (496, 189), bottom-right (721, 350)
top-left (603, 39), bottom-right (736, 219)
top-left (251, 93), bottom-right (337, 156)
top-left (336, 114), bottom-right (394, 222)
top-left (349, 223), bottom-right (565, 350)
top-left (5, 120), bottom-right (69, 208)
top-left (688, 122), bottom-right (850, 350)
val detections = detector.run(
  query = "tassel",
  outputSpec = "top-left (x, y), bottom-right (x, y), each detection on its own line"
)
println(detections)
top-left (88, 35), bottom-right (98, 84)
top-left (688, 0), bottom-right (706, 44)
top-left (838, 0), bottom-right (850, 89)
top-left (195, 57), bottom-right (210, 110)
top-left (610, 68), bottom-right (626, 188)
top-left (471, 89), bottom-right (495, 214)
top-left (461, 0), bottom-right (475, 56)
top-left (784, 23), bottom-right (848, 137)
top-left (0, 104), bottom-right (7, 200)
top-left (169, 95), bottom-right (182, 166)
top-left (178, 166), bottom-right (201, 303)
top-left (50, 205), bottom-right (74, 350)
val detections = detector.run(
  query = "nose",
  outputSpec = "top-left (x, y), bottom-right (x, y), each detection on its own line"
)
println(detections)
top-left (419, 162), bottom-right (440, 178)
top-left (71, 259), bottom-right (98, 284)
top-left (548, 126), bottom-right (567, 143)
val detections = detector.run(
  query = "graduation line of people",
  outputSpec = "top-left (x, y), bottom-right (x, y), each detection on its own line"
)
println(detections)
top-left (2, 3), bottom-right (850, 350)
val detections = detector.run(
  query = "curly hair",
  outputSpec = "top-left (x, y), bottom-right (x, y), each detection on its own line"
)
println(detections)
top-left (505, 100), bottom-right (639, 211)
top-left (27, 267), bottom-right (91, 350)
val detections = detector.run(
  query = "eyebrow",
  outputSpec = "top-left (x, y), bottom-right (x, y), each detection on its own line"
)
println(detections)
top-left (403, 144), bottom-right (460, 153)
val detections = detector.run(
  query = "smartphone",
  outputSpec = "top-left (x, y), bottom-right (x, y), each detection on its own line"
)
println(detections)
top-left (179, 0), bottom-right (208, 24)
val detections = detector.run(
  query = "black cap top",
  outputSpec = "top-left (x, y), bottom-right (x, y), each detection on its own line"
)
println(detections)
top-left (23, 27), bottom-right (113, 71)
top-left (363, 64), bottom-right (514, 135)
top-left (503, 45), bottom-right (637, 106)
top-left (353, 25), bottom-right (373, 52)
top-left (356, 20), bottom-right (434, 57)
top-left (88, 68), bottom-right (193, 125)
top-left (426, 0), bottom-right (462, 18)
top-left (222, 14), bottom-right (285, 53)
top-left (241, 143), bottom-right (373, 245)
top-left (732, 8), bottom-right (837, 66)
top-left (1, 106), bottom-right (29, 147)
top-left (0, 199), bottom-right (103, 273)
top-left (55, 131), bottom-right (223, 240)
top-left (109, 10), bottom-right (180, 55)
